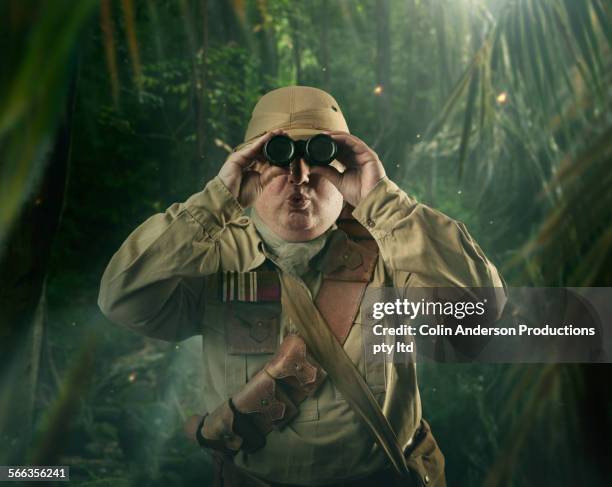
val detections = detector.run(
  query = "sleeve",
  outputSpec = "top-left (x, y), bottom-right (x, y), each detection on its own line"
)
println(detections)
top-left (352, 177), bottom-right (507, 358)
top-left (97, 176), bottom-right (257, 342)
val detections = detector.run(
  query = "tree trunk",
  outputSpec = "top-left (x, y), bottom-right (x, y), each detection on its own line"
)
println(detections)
top-left (195, 0), bottom-right (208, 168)
top-left (179, 0), bottom-right (207, 172)
top-left (375, 0), bottom-right (392, 169)
top-left (216, 0), bottom-right (247, 147)
top-left (320, 0), bottom-right (330, 90)
top-left (253, 0), bottom-right (278, 91)
top-left (288, 9), bottom-right (302, 84)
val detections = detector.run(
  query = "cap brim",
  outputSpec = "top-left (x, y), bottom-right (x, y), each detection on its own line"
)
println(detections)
top-left (232, 127), bottom-right (330, 152)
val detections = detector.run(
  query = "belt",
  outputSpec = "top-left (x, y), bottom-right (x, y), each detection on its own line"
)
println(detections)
top-left (212, 424), bottom-right (423, 487)
top-left (213, 454), bottom-right (409, 487)
top-left (269, 467), bottom-right (403, 487)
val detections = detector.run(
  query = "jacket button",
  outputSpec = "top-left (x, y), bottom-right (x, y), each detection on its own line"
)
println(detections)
top-left (261, 399), bottom-right (268, 406)
top-left (424, 474), bottom-right (430, 484)
top-left (366, 218), bottom-right (375, 228)
top-left (342, 253), bottom-right (350, 260)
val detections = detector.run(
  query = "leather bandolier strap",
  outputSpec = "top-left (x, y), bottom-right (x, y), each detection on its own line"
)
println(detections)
top-left (316, 234), bottom-right (378, 345)
top-left (200, 205), bottom-right (379, 454)
top-left (318, 204), bottom-right (379, 345)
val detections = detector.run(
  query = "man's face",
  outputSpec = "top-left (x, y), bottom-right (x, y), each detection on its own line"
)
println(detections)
top-left (253, 155), bottom-right (344, 242)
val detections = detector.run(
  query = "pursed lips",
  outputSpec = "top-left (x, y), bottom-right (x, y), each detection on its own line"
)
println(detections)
top-left (287, 191), bottom-right (311, 210)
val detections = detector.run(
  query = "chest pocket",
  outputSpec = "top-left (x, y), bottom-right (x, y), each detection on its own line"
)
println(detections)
top-left (226, 304), bottom-right (280, 354)
top-left (224, 303), bottom-right (280, 396)
top-left (223, 302), bottom-right (321, 422)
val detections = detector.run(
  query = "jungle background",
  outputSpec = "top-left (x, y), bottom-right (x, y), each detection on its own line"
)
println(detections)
top-left (1, 0), bottom-right (611, 485)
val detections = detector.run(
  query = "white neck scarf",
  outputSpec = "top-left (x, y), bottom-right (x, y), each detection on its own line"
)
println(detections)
top-left (251, 209), bottom-right (332, 277)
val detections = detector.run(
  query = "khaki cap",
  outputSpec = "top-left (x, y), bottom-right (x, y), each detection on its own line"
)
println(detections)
top-left (234, 86), bottom-right (349, 151)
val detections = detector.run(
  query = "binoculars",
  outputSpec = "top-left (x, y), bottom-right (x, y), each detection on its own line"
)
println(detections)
top-left (263, 134), bottom-right (337, 167)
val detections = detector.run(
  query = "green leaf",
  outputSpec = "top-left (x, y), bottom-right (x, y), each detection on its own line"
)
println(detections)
top-left (591, 0), bottom-right (612, 47)
top-left (560, 0), bottom-right (600, 91)
top-left (522, 0), bottom-right (547, 107)
top-left (457, 68), bottom-right (480, 178)
top-left (424, 46), bottom-right (482, 140)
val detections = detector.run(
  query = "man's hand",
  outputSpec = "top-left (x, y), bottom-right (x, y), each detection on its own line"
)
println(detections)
top-left (184, 414), bottom-right (204, 444)
top-left (218, 129), bottom-right (287, 207)
top-left (310, 131), bottom-right (386, 207)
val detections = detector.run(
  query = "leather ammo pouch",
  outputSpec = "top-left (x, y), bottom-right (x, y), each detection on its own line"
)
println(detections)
top-left (201, 334), bottom-right (326, 453)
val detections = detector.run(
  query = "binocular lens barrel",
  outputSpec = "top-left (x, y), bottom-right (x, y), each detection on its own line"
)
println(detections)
top-left (264, 135), bottom-right (295, 166)
top-left (263, 134), bottom-right (337, 166)
top-left (305, 134), bottom-right (337, 165)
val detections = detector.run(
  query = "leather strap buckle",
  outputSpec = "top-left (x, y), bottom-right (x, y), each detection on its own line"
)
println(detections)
top-left (232, 369), bottom-right (299, 433)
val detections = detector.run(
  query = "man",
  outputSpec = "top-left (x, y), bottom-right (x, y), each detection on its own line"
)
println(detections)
top-left (98, 86), bottom-right (505, 486)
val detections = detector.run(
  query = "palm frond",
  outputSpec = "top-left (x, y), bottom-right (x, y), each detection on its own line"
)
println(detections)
top-left (0, 0), bottom-right (96, 248)
top-left (423, 0), bottom-right (610, 173)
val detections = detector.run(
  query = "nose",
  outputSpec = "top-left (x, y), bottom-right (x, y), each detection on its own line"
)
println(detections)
top-left (288, 158), bottom-right (310, 185)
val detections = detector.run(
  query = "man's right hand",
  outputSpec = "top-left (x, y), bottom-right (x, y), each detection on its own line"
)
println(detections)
top-left (217, 129), bottom-right (287, 207)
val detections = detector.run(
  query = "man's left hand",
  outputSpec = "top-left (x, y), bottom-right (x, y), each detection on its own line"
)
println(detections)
top-left (184, 414), bottom-right (204, 444)
top-left (309, 131), bottom-right (387, 207)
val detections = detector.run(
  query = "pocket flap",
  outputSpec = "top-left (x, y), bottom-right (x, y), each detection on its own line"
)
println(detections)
top-left (226, 306), bottom-right (280, 354)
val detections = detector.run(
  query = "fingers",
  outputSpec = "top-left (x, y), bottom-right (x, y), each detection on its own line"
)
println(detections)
top-left (233, 129), bottom-right (285, 167)
top-left (184, 414), bottom-right (203, 443)
top-left (325, 132), bottom-right (369, 154)
top-left (323, 131), bottom-right (380, 168)
top-left (323, 130), bottom-right (350, 136)
top-left (247, 129), bottom-right (283, 156)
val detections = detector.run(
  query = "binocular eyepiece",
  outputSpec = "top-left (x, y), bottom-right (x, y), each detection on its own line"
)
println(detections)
top-left (263, 134), bottom-right (337, 167)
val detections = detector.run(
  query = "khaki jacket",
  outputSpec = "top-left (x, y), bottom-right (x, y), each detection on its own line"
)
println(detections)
top-left (98, 176), bottom-right (505, 485)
